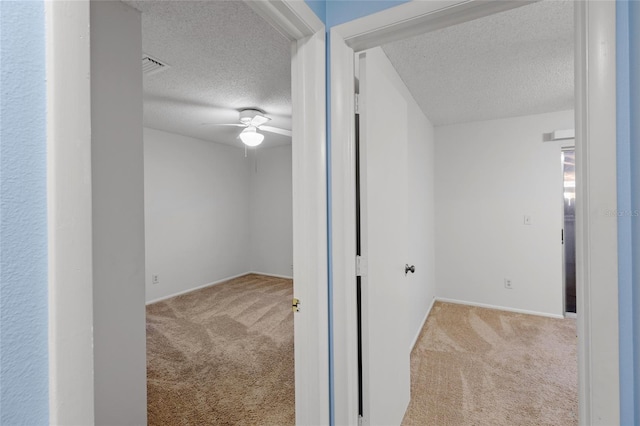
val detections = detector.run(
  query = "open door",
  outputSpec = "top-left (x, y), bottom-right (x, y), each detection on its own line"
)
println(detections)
top-left (357, 48), bottom-right (412, 426)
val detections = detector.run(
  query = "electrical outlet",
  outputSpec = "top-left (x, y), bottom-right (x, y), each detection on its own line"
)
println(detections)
top-left (152, 274), bottom-right (160, 285)
top-left (504, 278), bottom-right (513, 289)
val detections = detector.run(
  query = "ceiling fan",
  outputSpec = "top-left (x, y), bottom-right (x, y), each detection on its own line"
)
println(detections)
top-left (205, 108), bottom-right (292, 147)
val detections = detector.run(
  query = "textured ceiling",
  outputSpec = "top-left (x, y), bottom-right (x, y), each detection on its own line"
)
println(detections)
top-left (123, 0), bottom-right (292, 148)
top-left (381, 0), bottom-right (574, 126)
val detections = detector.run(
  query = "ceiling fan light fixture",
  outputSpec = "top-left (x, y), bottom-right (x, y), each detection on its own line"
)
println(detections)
top-left (239, 126), bottom-right (264, 147)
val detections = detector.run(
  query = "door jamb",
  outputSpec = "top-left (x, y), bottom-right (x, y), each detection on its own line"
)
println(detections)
top-left (330, 1), bottom-right (619, 424)
top-left (46, 1), bottom-right (327, 424)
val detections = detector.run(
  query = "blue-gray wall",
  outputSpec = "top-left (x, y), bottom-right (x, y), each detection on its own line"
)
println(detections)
top-left (632, 1), bottom-right (640, 424)
top-left (325, 0), bottom-right (407, 27)
top-left (617, 1), bottom-right (639, 424)
top-left (0, 1), bottom-right (49, 424)
top-left (617, 1), bottom-right (640, 424)
top-left (617, 2), bottom-right (634, 424)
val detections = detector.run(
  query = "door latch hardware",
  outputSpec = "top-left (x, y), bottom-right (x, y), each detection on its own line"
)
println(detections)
top-left (292, 298), bottom-right (301, 312)
top-left (405, 264), bottom-right (415, 275)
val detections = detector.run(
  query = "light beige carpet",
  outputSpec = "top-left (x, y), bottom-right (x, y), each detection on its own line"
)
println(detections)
top-left (146, 274), bottom-right (294, 426)
top-left (402, 302), bottom-right (578, 426)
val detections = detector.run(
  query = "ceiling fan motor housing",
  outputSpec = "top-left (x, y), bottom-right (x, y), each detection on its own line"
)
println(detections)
top-left (239, 108), bottom-right (264, 125)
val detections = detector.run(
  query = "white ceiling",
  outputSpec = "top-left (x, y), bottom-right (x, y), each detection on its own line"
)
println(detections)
top-left (126, 0), bottom-right (573, 144)
top-left (124, 0), bottom-right (292, 148)
top-left (381, 0), bottom-right (574, 126)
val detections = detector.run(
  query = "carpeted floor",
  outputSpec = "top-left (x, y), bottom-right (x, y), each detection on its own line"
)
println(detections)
top-left (146, 274), bottom-right (294, 426)
top-left (148, 280), bottom-right (576, 425)
top-left (402, 301), bottom-right (578, 426)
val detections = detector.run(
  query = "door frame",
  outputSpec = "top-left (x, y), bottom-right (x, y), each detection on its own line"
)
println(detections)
top-left (45, 1), bottom-right (327, 424)
top-left (330, 1), bottom-right (619, 424)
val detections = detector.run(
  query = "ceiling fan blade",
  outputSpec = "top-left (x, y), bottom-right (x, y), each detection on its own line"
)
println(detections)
top-left (260, 125), bottom-right (292, 137)
top-left (200, 122), bottom-right (245, 127)
top-left (250, 115), bottom-right (271, 128)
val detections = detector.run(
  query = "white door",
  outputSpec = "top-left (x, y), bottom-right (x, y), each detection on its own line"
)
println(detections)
top-left (358, 48), bottom-right (411, 426)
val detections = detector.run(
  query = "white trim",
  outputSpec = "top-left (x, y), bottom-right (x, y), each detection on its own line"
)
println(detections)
top-left (290, 24), bottom-right (330, 426)
top-left (329, 28), bottom-right (361, 426)
top-left (46, 2), bottom-right (95, 425)
top-left (245, 0), bottom-right (323, 40)
top-left (436, 298), bottom-right (565, 320)
top-left (249, 271), bottom-right (294, 280)
top-left (565, 312), bottom-right (578, 320)
top-left (146, 271), bottom-right (294, 305)
top-left (334, 0), bottom-right (536, 52)
top-left (47, 1), bottom-right (327, 424)
top-left (330, 1), bottom-right (619, 424)
top-left (410, 297), bottom-right (437, 351)
top-left (145, 272), bottom-right (253, 305)
top-left (409, 297), bottom-right (568, 353)
top-left (575, 2), bottom-right (619, 423)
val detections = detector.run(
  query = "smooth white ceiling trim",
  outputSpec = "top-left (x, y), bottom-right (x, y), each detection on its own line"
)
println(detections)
top-left (336, 0), bottom-right (539, 52)
top-left (244, 0), bottom-right (323, 40)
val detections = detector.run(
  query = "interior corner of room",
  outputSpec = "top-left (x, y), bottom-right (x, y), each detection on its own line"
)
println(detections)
top-left (134, 0), bottom-right (295, 305)
top-left (354, 0), bottom-right (576, 339)
top-left (143, 127), bottom-right (293, 304)
top-left (130, 1), bottom-right (298, 422)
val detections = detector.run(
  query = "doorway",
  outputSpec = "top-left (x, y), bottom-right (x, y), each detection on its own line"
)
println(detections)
top-left (330, 1), bottom-right (619, 424)
top-left (563, 149), bottom-right (577, 315)
top-left (45, 1), bottom-right (327, 424)
top-left (354, 2), bottom-right (575, 422)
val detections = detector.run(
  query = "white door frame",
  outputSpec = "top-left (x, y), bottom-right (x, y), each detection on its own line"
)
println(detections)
top-left (330, 1), bottom-right (619, 425)
top-left (46, 1), bottom-right (328, 424)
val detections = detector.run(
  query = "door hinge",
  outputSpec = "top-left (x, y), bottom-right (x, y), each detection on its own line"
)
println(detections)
top-left (292, 298), bottom-right (301, 312)
top-left (355, 93), bottom-right (360, 114)
top-left (356, 255), bottom-right (367, 277)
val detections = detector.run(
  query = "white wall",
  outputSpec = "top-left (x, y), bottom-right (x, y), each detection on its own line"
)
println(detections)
top-left (249, 145), bottom-right (294, 277)
top-left (144, 128), bottom-right (293, 302)
top-left (90, 2), bottom-right (147, 424)
top-left (407, 91), bottom-right (437, 341)
top-left (434, 110), bottom-right (574, 317)
top-left (144, 128), bottom-right (251, 302)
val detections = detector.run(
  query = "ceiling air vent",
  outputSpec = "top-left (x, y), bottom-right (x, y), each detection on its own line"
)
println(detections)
top-left (142, 54), bottom-right (169, 76)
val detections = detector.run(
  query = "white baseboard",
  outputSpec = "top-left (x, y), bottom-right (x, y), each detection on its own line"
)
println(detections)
top-left (435, 297), bottom-right (565, 319)
top-left (248, 271), bottom-right (294, 280)
top-left (146, 271), bottom-right (294, 305)
top-left (145, 272), bottom-right (252, 305)
top-left (410, 296), bottom-right (437, 351)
